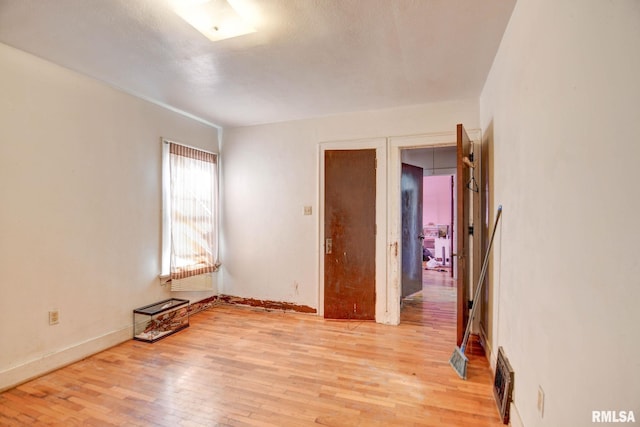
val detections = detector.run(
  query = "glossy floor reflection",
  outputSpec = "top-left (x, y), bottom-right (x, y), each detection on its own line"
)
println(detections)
top-left (1, 274), bottom-right (501, 426)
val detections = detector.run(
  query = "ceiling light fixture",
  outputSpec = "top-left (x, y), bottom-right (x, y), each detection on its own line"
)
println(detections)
top-left (171, 0), bottom-right (257, 42)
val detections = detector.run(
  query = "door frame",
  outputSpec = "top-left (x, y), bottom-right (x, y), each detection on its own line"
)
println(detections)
top-left (387, 130), bottom-right (480, 326)
top-left (318, 138), bottom-right (387, 321)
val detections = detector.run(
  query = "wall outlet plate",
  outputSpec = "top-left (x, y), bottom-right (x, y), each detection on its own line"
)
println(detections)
top-left (537, 386), bottom-right (545, 417)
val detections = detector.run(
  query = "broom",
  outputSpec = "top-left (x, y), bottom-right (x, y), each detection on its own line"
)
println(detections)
top-left (450, 205), bottom-right (502, 379)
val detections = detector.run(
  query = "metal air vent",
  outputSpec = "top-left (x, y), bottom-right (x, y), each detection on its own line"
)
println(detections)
top-left (493, 346), bottom-right (514, 424)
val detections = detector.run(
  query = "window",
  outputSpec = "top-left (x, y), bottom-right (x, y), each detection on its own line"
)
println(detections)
top-left (162, 139), bottom-right (219, 280)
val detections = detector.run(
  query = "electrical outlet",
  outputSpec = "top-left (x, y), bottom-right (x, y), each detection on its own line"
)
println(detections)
top-left (303, 206), bottom-right (312, 215)
top-left (49, 310), bottom-right (60, 325)
top-left (537, 386), bottom-right (545, 417)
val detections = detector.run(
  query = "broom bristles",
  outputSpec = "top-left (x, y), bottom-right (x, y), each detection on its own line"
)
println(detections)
top-left (449, 346), bottom-right (468, 379)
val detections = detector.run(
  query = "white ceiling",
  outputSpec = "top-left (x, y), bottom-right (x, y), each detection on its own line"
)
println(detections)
top-left (0, 0), bottom-right (516, 128)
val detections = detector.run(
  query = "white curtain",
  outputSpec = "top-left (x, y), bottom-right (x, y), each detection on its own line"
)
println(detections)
top-left (169, 142), bottom-right (219, 280)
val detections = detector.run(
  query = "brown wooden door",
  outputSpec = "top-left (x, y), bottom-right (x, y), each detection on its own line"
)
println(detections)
top-left (456, 124), bottom-right (472, 346)
top-left (401, 163), bottom-right (424, 299)
top-left (324, 149), bottom-right (376, 320)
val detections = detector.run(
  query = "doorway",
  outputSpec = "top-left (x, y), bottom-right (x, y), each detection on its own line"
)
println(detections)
top-left (400, 146), bottom-right (456, 307)
top-left (422, 174), bottom-right (455, 274)
top-left (320, 128), bottom-right (477, 330)
top-left (389, 126), bottom-right (476, 339)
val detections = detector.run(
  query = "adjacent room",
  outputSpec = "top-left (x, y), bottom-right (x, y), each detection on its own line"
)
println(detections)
top-left (1, 1), bottom-right (639, 426)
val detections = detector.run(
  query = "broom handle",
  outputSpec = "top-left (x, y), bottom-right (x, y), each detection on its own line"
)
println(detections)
top-left (460, 205), bottom-right (502, 352)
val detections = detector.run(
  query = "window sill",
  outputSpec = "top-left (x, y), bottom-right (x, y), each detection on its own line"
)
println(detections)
top-left (159, 266), bottom-right (221, 286)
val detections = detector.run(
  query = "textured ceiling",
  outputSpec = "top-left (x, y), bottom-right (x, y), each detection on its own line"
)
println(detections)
top-left (0, 0), bottom-right (516, 128)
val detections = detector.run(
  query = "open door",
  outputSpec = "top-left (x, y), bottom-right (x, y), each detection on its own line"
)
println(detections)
top-left (456, 124), bottom-right (472, 346)
top-left (401, 163), bottom-right (424, 299)
top-left (324, 149), bottom-right (376, 320)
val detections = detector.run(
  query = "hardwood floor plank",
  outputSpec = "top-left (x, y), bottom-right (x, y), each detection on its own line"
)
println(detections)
top-left (0, 269), bottom-right (502, 426)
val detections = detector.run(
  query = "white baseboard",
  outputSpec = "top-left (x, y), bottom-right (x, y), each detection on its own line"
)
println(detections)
top-left (509, 402), bottom-right (524, 427)
top-left (479, 327), bottom-right (495, 369)
top-left (480, 330), bottom-right (521, 427)
top-left (0, 326), bottom-right (131, 392)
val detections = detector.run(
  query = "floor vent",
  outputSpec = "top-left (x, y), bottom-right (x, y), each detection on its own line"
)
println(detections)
top-left (493, 346), bottom-right (514, 424)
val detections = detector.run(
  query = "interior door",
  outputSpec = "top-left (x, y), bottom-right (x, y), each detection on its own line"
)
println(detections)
top-left (450, 175), bottom-right (455, 278)
top-left (401, 163), bottom-right (424, 299)
top-left (324, 149), bottom-right (376, 320)
top-left (456, 124), bottom-right (472, 346)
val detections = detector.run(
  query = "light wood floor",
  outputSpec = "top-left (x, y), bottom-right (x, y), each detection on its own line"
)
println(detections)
top-left (0, 270), bottom-right (501, 426)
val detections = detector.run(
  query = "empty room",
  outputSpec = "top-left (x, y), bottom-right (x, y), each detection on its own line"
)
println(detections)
top-left (1, 1), bottom-right (639, 426)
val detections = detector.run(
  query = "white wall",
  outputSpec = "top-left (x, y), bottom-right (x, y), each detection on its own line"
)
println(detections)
top-left (480, 1), bottom-right (640, 426)
top-left (400, 146), bottom-right (457, 176)
top-left (221, 99), bottom-right (478, 312)
top-left (0, 43), bottom-right (219, 390)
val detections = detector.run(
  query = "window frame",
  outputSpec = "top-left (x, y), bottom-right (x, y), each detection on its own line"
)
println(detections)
top-left (161, 138), bottom-right (220, 280)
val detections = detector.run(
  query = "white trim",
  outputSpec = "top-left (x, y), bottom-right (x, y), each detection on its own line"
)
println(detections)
top-left (318, 138), bottom-right (388, 322)
top-left (0, 326), bottom-right (131, 392)
top-left (387, 129), bottom-right (481, 146)
top-left (480, 326), bottom-right (494, 368)
top-left (160, 138), bottom-right (221, 279)
top-left (386, 130), bottom-right (480, 325)
top-left (161, 140), bottom-right (171, 277)
top-left (509, 402), bottom-right (525, 427)
top-left (113, 85), bottom-right (221, 129)
top-left (317, 129), bottom-right (482, 325)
